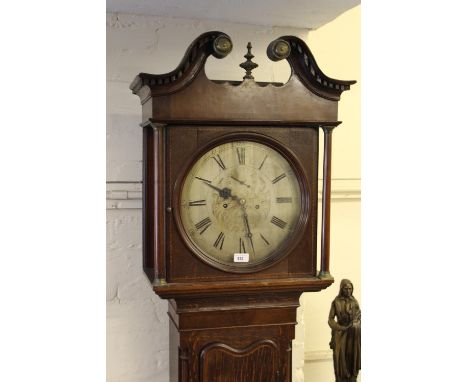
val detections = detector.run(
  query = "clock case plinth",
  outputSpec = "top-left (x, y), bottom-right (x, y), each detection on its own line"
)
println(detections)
top-left (130, 32), bottom-right (354, 382)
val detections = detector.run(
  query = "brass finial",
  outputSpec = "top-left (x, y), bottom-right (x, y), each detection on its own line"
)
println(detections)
top-left (213, 35), bottom-right (233, 58)
top-left (239, 42), bottom-right (258, 80)
top-left (267, 39), bottom-right (291, 61)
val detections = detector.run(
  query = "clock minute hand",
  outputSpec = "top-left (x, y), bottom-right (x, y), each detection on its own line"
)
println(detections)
top-left (242, 207), bottom-right (255, 256)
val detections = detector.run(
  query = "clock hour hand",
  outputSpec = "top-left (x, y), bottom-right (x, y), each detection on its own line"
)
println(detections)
top-left (230, 175), bottom-right (251, 188)
top-left (202, 181), bottom-right (238, 200)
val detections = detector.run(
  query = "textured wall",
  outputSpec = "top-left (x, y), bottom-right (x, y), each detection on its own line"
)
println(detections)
top-left (107, 207), bottom-right (170, 381)
top-left (106, 12), bottom-right (311, 382)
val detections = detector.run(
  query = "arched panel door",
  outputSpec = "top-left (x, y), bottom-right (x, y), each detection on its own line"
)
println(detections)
top-left (199, 340), bottom-right (281, 382)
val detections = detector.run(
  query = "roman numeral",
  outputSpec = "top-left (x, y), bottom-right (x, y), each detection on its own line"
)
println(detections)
top-left (213, 232), bottom-right (225, 250)
top-left (212, 154), bottom-right (226, 170)
top-left (276, 197), bottom-right (292, 203)
top-left (258, 155), bottom-right (268, 170)
top-left (188, 199), bottom-right (206, 206)
top-left (260, 234), bottom-right (270, 245)
top-left (271, 216), bottom-right (287, 229)
top-left (195, 217), bottom-right (212, 234)
top-left (195, 176), bottom-right (212, 183)
top-left (272, 173), bottom-right (286, 184)
top-left (237, 147), bottom-right (245, 165)
top-left (239, 237), bottom-right (246, 253)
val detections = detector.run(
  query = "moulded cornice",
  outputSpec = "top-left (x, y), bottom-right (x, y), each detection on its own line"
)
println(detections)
top-left (130, 31), bottom-right (232, 102)
top-left (130, 31), bottom-right (356, 105)
top-left (267, 36), bottom-right (356, 101)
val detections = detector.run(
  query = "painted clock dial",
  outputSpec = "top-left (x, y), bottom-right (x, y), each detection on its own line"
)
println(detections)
top-left (178, 138), bottom-right (306, 271)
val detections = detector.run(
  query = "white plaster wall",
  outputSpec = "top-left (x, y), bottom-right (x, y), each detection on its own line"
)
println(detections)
top-left (106, 12), bottom-right (312, 382)
top-left (107, 207), bottom-right (170, 382)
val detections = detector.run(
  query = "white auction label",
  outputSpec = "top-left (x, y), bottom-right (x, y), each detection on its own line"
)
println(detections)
top-left (233, 253), bottom-right (249, 262)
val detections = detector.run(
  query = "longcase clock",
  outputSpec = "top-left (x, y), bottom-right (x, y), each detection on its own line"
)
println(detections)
top-left (130, 31), bottom-right (355, 382)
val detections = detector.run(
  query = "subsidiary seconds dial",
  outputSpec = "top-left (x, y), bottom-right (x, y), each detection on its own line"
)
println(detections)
top-left (178, 139), bottom-right (305, 271)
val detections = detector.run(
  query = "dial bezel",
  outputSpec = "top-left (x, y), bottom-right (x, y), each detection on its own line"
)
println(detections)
top-left (173, 131), bottom-right (310, 273)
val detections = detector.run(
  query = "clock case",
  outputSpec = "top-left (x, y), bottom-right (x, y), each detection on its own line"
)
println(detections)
top-left (130, 32), bottom-right (354, 382)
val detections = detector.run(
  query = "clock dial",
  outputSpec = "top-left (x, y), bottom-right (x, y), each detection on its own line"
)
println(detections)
top-left (178, 139), bottom-right (304, 269)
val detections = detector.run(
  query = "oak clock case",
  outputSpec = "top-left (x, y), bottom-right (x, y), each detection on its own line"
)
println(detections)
top-left (130, 31), bottom-right (355, 382)
top-left (175, 133), bottom-right (309, 273)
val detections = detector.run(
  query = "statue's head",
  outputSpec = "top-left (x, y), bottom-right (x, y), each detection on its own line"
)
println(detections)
top-left (339, 279), bottom-right (353, 298)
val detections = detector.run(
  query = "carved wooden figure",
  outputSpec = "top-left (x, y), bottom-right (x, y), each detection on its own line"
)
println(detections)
top-left (130, 32), bottom-right (355, 382)
top-left (328, 279), bottom-right (361, 382)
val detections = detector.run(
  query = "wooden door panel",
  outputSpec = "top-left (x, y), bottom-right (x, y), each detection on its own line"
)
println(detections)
top-left (200, 340), bottom-right (280, 382)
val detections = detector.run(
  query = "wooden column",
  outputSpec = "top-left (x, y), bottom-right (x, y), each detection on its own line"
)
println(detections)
top-left (142, 123), bottom-right (155, 281)
top-left (319, 126), bottom-right (335, 279)
top-left (141, 121), bottom-right (167, 283)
